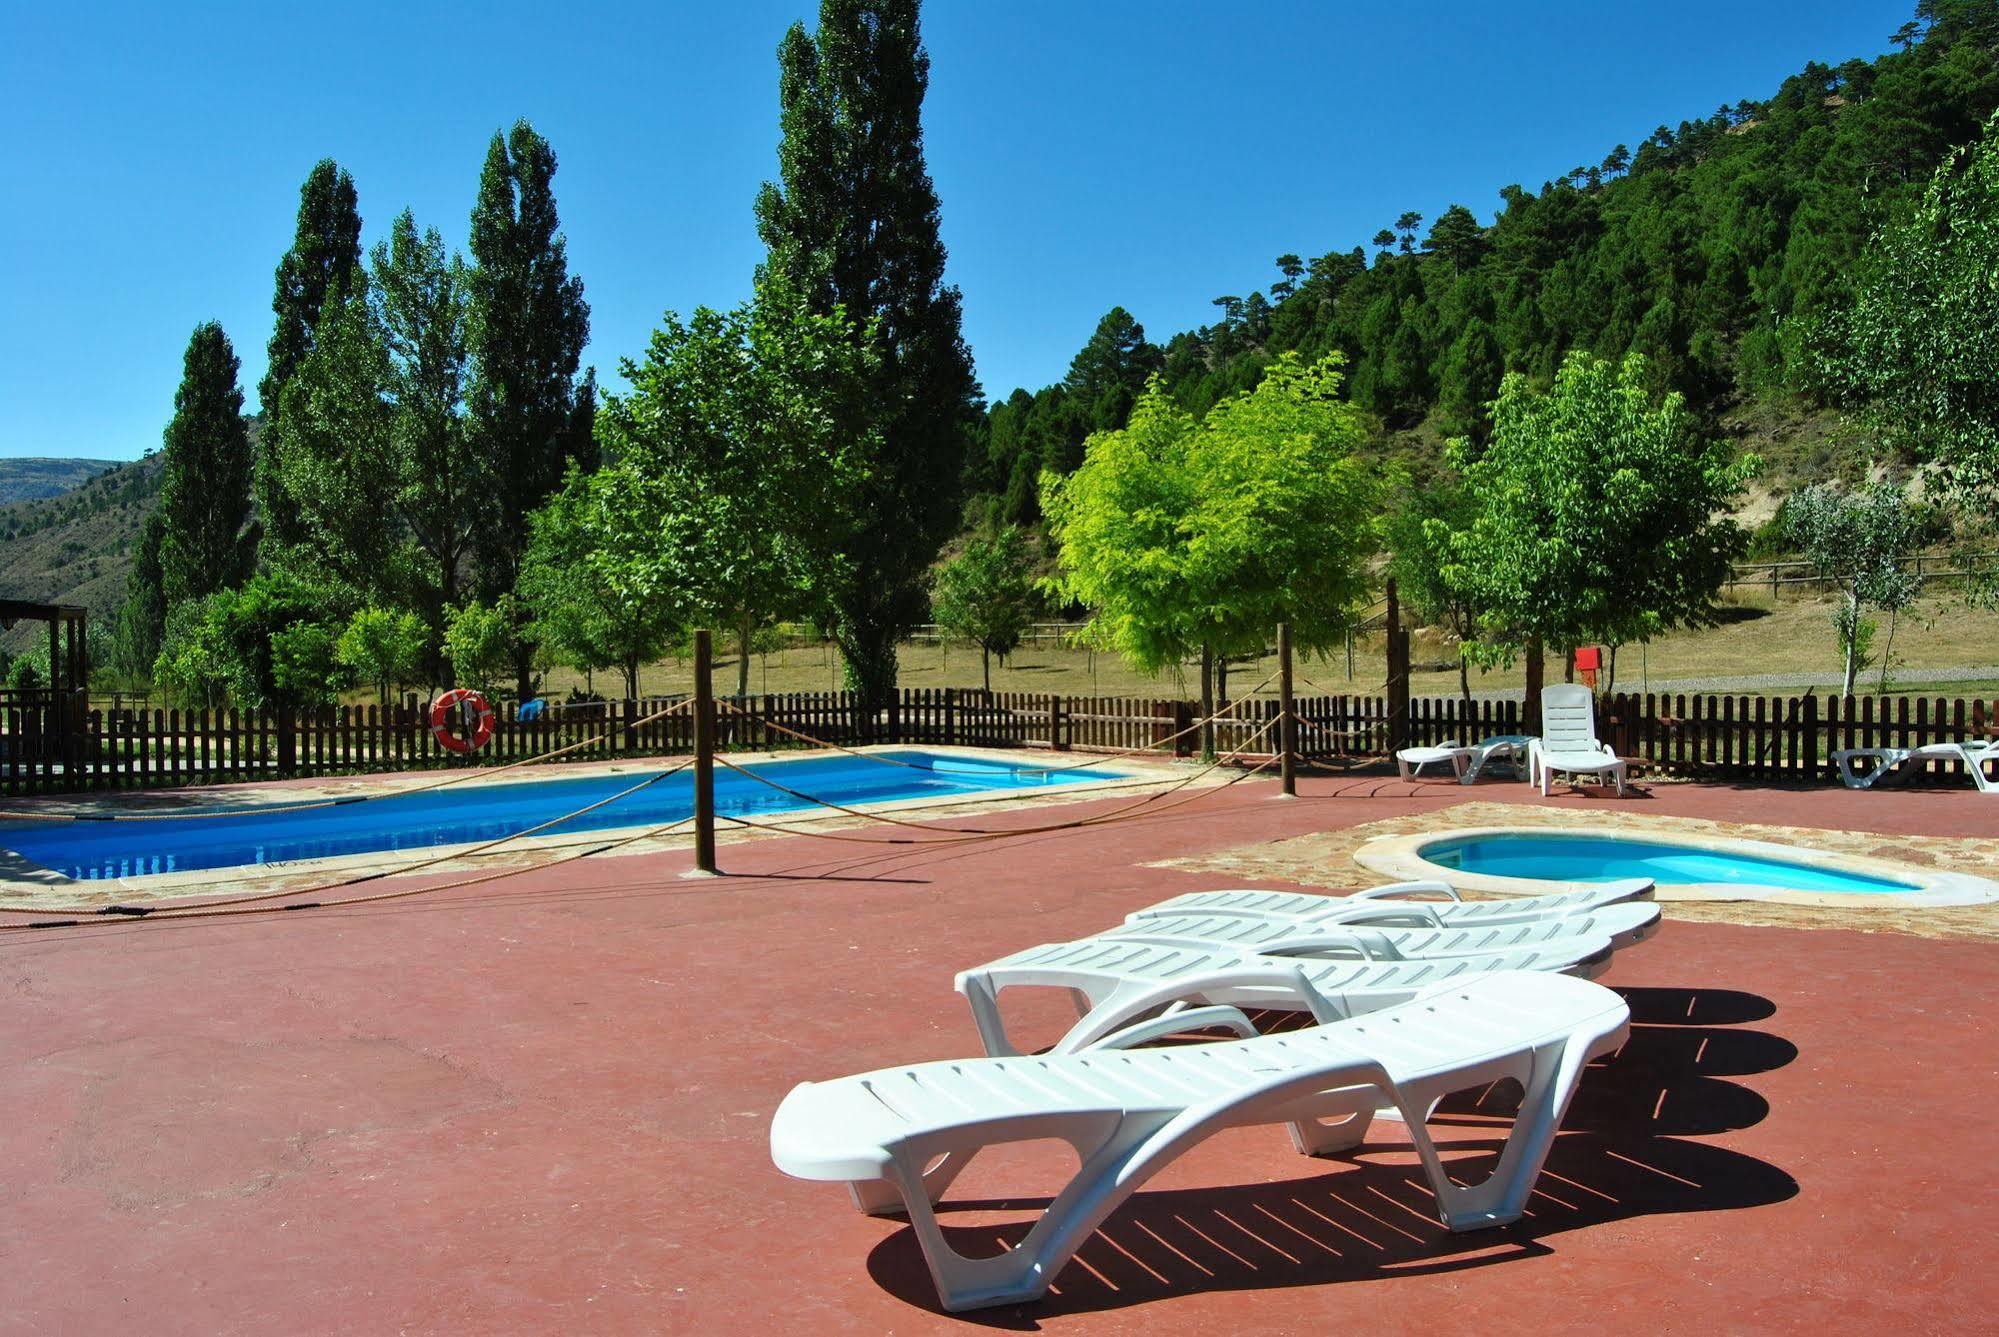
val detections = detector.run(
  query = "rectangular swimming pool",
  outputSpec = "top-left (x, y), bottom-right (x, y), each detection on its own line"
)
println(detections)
top-left (1, 751), bottom-right (1121, 881)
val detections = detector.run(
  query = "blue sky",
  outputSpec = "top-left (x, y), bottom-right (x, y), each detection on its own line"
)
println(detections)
top-left (0, 0), bottom-right (1907, 461)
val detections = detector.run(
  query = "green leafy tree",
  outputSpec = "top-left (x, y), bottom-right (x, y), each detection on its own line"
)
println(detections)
top-left (589, 276), bottom-right (874, 695)
top-left (1394, 210), bottom-right (1424, 253)
top-left (266, 272), bottom-right (399, 596)
top-left (156, 322), bottom-right (255, 606)
top-left (1783, 482), bottom-right (1927, 695)
top-left (155, 569), bottom-right (355, 711)
top-left (1445, 352), bottom-right (1756, 705)
top-left (335, 607), bottom-right (430, 706)
top-left (1271, 254), bottom-right (1305, 301)
top-left (443, 599), bottom-right (520, 697)
top-left (466, 121), bottom-right (594, 697)
top-left (1385, 480), bottom-right (1484, 713)
top-left (372, 210), bottom-right (478, 660)
top-left (1044, 352), bottom-right (1381, 715)
top-left (932, 526), bottom-right (1039, 689)
top-left (518, 469), bottom-right (683, 699)
top-left (258, 160), bottom-right (363, 552)
top-left (1823, 110), bottom-right (1999, 522)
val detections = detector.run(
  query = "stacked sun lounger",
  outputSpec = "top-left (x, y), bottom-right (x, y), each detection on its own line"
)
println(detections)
top-left (771, 880), bottom-right (1658, 1311)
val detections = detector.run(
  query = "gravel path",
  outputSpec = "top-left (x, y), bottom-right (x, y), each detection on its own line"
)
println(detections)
top-left (1459, 664), bottom-right (1999, 701)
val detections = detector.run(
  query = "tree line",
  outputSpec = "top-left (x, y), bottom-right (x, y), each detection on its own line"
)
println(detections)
top-left (104, 0), bottom-right (1999, 722)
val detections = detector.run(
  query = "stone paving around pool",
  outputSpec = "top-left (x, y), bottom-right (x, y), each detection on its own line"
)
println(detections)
top-left (1152, 797), bottom-right (1999, 941)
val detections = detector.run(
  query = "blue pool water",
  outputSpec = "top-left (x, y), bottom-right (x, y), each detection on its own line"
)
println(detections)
top-left (1, 751), bottom-right (1117, 881)
top-left (1423, 831), bottom-right (1917, 895)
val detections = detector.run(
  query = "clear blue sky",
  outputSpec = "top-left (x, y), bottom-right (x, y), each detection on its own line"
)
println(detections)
top-left (0, 0), bottom-right (1909, 461)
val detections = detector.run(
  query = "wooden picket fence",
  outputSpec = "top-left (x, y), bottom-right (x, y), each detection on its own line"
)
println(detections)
top-left (3, 686), bottom-right (1996, 797)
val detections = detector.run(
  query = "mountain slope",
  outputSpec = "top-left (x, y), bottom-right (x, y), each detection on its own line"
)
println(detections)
top-left (0, 457), bottom-right (125, 505)
top-left (0, 455), bottom-right (164, 651)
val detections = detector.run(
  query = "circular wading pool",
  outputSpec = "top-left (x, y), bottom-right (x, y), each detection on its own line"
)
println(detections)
top-left (1355, 826), bottom-right (1999, 908)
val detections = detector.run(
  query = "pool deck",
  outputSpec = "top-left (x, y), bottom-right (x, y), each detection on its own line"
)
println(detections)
top-left (2, 769), bottom-right (1994, 1333)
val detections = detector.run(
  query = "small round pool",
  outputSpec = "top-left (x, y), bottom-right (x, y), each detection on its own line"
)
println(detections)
top-left (1423, 831), bottom-right (1916, 895)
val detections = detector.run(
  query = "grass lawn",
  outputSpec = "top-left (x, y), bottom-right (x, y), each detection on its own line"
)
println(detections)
top-left (515, 589), bottom-right (1999, 705)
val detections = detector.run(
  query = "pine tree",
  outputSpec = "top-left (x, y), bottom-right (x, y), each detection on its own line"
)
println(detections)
top-left (114, 512), bottom-right (168, 683)
top-left (754, 0), bottom-right (979, 711)
top-left (157, 322), bottom-right (255, 606)
top-left (465, 121), bottom-right (592, 697)
top-left (258, 160), bottom-right (362, 551)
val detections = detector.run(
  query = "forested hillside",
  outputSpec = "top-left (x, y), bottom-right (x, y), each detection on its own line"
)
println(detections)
top-left (0, 458), bottom-right (124, 505)
top-left (0, 453), bottom-right (163, 652)
top-left (973, 1), bottom-right (1999, 527)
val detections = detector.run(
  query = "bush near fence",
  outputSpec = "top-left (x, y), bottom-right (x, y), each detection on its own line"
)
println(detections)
top-left (2, 687), bottom-right (1994, 797)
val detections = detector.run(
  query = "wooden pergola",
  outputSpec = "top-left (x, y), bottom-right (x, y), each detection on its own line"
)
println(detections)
top-left (0, 598), bottom-right (88, 693)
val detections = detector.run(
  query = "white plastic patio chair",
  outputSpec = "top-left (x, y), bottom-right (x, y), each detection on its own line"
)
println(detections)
top-left (1132, 877), bottom-right (1654, 932)
top-left (770, 970), bottom-right (1631, 1312)
top-left (1532, 684), bottom-right (1627, 796)
top-left (1833, 739), bottom-right (1999, 794)
top-left (1396, 734), bottom-right (1537, 784)
top-left (955, 925), bottom-right (1614, 1057)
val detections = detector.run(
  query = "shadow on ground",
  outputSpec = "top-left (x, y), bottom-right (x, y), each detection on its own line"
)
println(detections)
top-left (863, 986), bottom-right (1798, 1324)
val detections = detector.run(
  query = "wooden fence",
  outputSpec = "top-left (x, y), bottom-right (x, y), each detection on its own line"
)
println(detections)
top-left (3, 686), bottom-right (1994, 797)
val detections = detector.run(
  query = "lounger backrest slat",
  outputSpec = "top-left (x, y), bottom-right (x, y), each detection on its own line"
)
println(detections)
top-left (1540, 684), bottom-right (1603, 751)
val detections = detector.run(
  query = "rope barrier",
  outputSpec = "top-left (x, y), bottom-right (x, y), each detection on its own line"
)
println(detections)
top-left (709, 713), bottom-right (1280, 846)
top-left (0, 759), bottom-right (693, 922)
top-left (716, 667), bottom-right (1283, 778)
top-left (718, 749), bottom-right (1280, 848)
top-left (0, 697), bottom-right (697, 825)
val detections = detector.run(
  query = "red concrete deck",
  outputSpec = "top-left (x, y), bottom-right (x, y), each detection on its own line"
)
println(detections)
top-left (2, 772), bottom-right (1993, 1334)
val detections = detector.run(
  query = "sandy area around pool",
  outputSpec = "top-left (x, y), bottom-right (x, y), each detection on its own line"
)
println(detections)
top-left (1152, 797), bottom-right (1999, 941)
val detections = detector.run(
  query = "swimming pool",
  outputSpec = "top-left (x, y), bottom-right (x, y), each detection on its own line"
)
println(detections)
top-left (1, 751), bottom-right (1120, 881)
top-left (1422, 831), bottom-right (1916, 895)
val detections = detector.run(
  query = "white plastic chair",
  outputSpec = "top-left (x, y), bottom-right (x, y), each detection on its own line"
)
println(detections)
top-left (1533, 684), bottom-right (1627, 796)
top-left (770, 971), bottom-right (1631, 1312)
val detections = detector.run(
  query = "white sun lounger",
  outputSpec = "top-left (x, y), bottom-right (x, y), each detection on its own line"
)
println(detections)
top-left (1103, 899), bottom-right (1660, 956)
top-left (1532, 684), bottom-right (1628, 796)
top-left (956, 927), bottom-right (1613, 1057)
top-left (1396, 734), bottom-right (1537, 783)
top-left (1833, 739), bottom-right (1999, 794)
top-left (1131, 878), bottom-right (1654, 932)
top-left (771, 970), bottom-right (1631, 1311)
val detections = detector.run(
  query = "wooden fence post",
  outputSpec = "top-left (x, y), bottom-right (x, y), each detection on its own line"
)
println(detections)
top-left (277, 704), bottom-right (297, 775)
top-left (1277, 622), bottom-right (1297, 797)
top-left (690, 629), bottom-right (718, 876)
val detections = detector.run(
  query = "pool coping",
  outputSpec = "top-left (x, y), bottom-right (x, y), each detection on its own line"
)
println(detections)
top-left (0, 745), bottom-right (1199, 907)
top-left (1352, 823), bottom-right (1999, 908)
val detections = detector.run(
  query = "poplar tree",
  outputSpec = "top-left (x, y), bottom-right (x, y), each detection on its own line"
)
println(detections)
top-left (258, 160), bottom-right (362, 550)
top-left (466, 121), bottom-right (593, 697)
top-left (755, 0), bottom-right (980, 711)
top-left (157, 322), bottom-right (255, 606)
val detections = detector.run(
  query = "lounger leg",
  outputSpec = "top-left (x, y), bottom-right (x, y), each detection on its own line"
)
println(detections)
top-left (959, 973), bottom-right (1019, 1057)
top-left (1398, 756), bottom-right (1414, 780)
top-left (888, 1114), bottom-right (1167, 1312)
top-left (1398, 1034), bottom-right (1593, 1231)
top-left (1285, 1105), bottom-right (1375, 1156)
top-left (848, 1149), bottom-right (977, 1218)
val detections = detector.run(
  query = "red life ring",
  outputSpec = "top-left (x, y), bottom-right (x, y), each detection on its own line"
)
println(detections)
top-left (430, 688), bottom-right (496, 754)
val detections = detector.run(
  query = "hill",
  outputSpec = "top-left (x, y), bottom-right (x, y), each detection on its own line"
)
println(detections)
top-left (974, 2), bottom-right (1999, 524)
top-left (0, 457), bottom-right (126, 505)
top-left (0, 454), bottom-right (164, 653)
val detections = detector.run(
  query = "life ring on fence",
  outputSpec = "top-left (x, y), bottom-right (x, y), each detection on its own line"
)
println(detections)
top-left (430, 688), bottom-right (496, 754)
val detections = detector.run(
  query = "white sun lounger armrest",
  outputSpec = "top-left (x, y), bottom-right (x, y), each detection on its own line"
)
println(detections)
top-left (1049, 963), bottom-right (1339, 1054)
top-left (1308, 901), bottom-right (1451, 928)
top-left (1253, 927), bottom-right (1406, 961)
top-left (1342, 880), bottom-right (1462, 903)
top-left (1080, 1004), bottom-right (1260, 1052)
